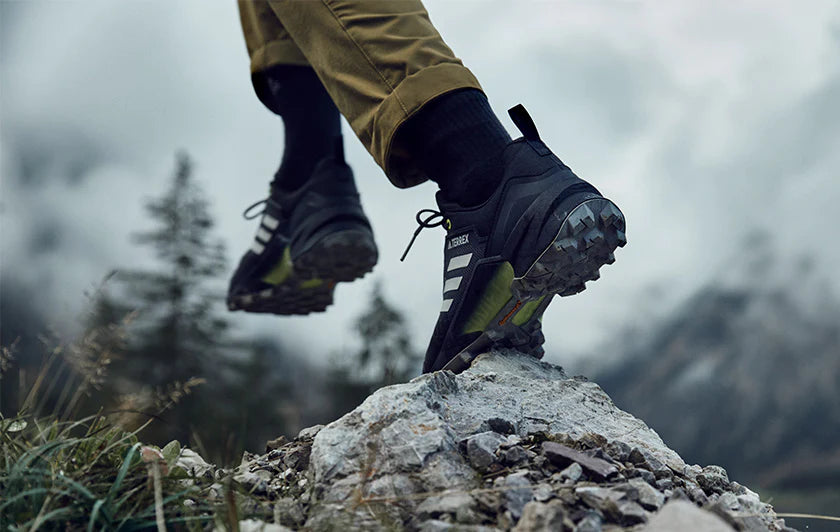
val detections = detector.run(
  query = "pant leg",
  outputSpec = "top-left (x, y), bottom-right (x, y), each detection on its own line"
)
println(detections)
top-left (238, 0), bottom-right (309, 72)
top-left (267, 0), bottom-right (483, 188)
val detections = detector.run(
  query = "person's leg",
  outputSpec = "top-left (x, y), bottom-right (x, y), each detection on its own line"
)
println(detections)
top-left (229, 1), bottom-right (377, 315)
top-left (266, 0), bottom-right (485, 189)
top-left (258, 65), bottom-right (343, 191)
top-left (267, 1), bottom-right (626, 371)
top-left (239, 1), bottom-right (342, 191)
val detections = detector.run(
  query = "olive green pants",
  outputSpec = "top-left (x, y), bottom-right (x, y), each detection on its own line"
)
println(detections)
top-left (237, 0), bottom-right (483, 188)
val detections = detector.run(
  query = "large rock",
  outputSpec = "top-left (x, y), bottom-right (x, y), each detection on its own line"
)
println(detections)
top-left (200, 350), bottom-right (792, 531)
top-left (305, 351), bottom-right (680, 526)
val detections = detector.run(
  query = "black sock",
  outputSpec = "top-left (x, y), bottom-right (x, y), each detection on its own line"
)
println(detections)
top-left (398, 89), bottom-right (511, 207)
top-left (253, 65), bottom-right (343, 191)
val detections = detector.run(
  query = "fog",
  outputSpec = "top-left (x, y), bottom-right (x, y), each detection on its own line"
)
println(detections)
top-left (2, 1), bottom-right (838, 368)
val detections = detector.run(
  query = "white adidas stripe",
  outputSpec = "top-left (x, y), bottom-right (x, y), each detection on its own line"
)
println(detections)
top-left (440, 299), bottom-right (453, 312)
top-left (262, 214), bottom-right (279, 230)
top-left (256, 227), bottom-right (272, 243)
top-left (443, 276), bottom-right (462, 293)
top-left (447, 253), bottom-right (472, 272)
top-left (251, 241), bottom-right (265, 254)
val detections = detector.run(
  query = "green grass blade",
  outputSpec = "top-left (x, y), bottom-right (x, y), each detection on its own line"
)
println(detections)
top-left (107, 442), bottom-right (141, 503)
top-left (0, 487), bottom-right (63, 512)
top-left (88, 499), bottom-right (106, 532)
top-left (51, 472), bottom-right (97, 501)
top-left (20, 506), bottom-right (73, 529)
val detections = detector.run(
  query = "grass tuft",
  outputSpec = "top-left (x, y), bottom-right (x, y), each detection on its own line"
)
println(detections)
top-left (0, 413), bottom-right (218, 530)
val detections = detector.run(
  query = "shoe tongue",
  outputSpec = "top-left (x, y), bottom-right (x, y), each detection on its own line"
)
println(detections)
top-left (435, 187), bottom-right (499, 237)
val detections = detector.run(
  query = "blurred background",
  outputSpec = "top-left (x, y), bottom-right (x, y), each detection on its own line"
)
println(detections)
top-left (2, 1), bottom-right (838, 527)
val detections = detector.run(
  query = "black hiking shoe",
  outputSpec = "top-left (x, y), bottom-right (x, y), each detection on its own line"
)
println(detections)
top-left (406, 105), bottom-right (626, 373)
top-left (227, 157), bottom-right (378, 315)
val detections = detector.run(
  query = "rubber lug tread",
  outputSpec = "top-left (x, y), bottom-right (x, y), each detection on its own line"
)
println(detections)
top-left (513, 198), bottom-right (626, 300)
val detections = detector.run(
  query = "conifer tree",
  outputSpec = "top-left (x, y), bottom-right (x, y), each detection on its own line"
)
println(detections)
top-left (106, 152), bottom-right (229, 447)
top-left (124, 153), bottom-right (227, 385)
top-left (337, 281), bottom-right (421, 389)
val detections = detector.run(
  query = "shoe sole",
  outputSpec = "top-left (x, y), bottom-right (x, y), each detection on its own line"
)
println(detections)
top-left (443, 198), bottom-right (626, 372)
top-left (227, 280), bottom-right (335, 316)
top-left (513, 198), bottom-right (626, 299)
top-left (294, 228), bottom-right (378, 283)
top-left (227, 228), bottom-right (377, 316)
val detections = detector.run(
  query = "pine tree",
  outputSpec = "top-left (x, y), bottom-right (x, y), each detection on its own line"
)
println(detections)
top-left (324, 281), bottom-right (420, 420)
top-left (96, 153), bottom-right (229, 448)
top-left (121, 153), bottom-right (228, 388)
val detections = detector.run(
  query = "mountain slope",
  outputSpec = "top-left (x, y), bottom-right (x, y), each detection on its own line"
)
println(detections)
top-left (595, 245), bottom-right (840, 489)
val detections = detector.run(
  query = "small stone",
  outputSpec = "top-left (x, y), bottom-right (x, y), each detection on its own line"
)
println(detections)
top-left (666, 488), bottom-right (690, 502)
top-left (455, 505), bottom-right (483, 525)
top-left (487, 417), bottom-right (516, 434)
top-left (697, 466), bottom-right (730, 496)
top-left (542, 441), bottom-right (618, 479)
top-left (715, 492), bottom-right (741, 511)
top-left (282, 445), bottom-right (311, 471)
top-left (628, 447), bottom-right (647, 467)
top-left (297, 424), bottom-right (325, 440)
top-left (620, 478), bottom-right (665, 511)
top-left (533, 455), bottom-right (551, 473)
top-left (615, 500), bottom-right (648, 526)
top-left (559, 462), bottom-right (583, 483)
top-left (475, 490), bottom-right (501, 515)
top-left (655, 479), bottom-right (674, 491)
top-left (574, 510), bottom-right (603, 532)
top-left (736, 492), bottom-right (768, 516)
top-left (683, 464), bottom-right (703, 481)
top-left (653, 467), bottom-right (674, 480)
top-left (703, 465), bottom-right (729, 481)
top-left (496, 471), bottom-right (533, 521)
top-left (273, 497), bottom-right (305, 528)
top-left (578, 433), bottom-right (608, 449)
top-left (684, 480), bottom-right (709, 506)
top-left (175, 448), bottom-right (213, 479)
top-left (533, 483), bottom-right (553, 502)
top-left (503, 445), bottom-right (531, 466)
top-left (626, 467), bottom-right (657, 486)
top-left (646, 455), bottom-right (667, 474)
top-left (728, 481), bottom-right (746, 495)
top-left (265, 435), bottom-right (287, 451)
top-left (513, 500), bottom-right (568, 532)
top-left (605, 441), bottom-right (632, 462)
top-left (267, 449), bottom-right (283, 461)
top-left (575, 486), bottom-right (626, 509)
top-left (465, 431), bottom-right (508, 471)
top-left (704, 500), bottom-right (742, 531)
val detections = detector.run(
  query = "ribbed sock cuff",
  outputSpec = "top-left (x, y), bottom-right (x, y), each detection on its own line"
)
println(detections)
top-left (400, 89), bottom-right (511, 206)
top-left (257, 65), bottom-right (344, 192)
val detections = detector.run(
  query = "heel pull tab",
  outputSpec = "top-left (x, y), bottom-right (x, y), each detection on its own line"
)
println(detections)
top-left (508, 104), bottom-right (541, 141)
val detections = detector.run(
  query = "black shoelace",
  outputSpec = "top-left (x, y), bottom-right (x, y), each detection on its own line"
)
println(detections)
top-left (400, 209), bottom-right (450, 262)
top-left (242, 198), bottom-right (284, 221)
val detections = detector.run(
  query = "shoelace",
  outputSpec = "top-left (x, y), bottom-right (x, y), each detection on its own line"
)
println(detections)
top-left (242, 198), bottom-right (283, 221)
top-left (400, 209), bottom-right (450, 262)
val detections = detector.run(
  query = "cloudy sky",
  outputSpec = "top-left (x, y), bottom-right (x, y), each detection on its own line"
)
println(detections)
top-left (2, 1), bottom-right (839, 370)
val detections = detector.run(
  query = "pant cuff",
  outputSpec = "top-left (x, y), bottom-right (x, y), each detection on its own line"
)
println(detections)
top-left (250, 40), bottom-right (309, 74)
top-left (375, 63), bottom-right (483, 189)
